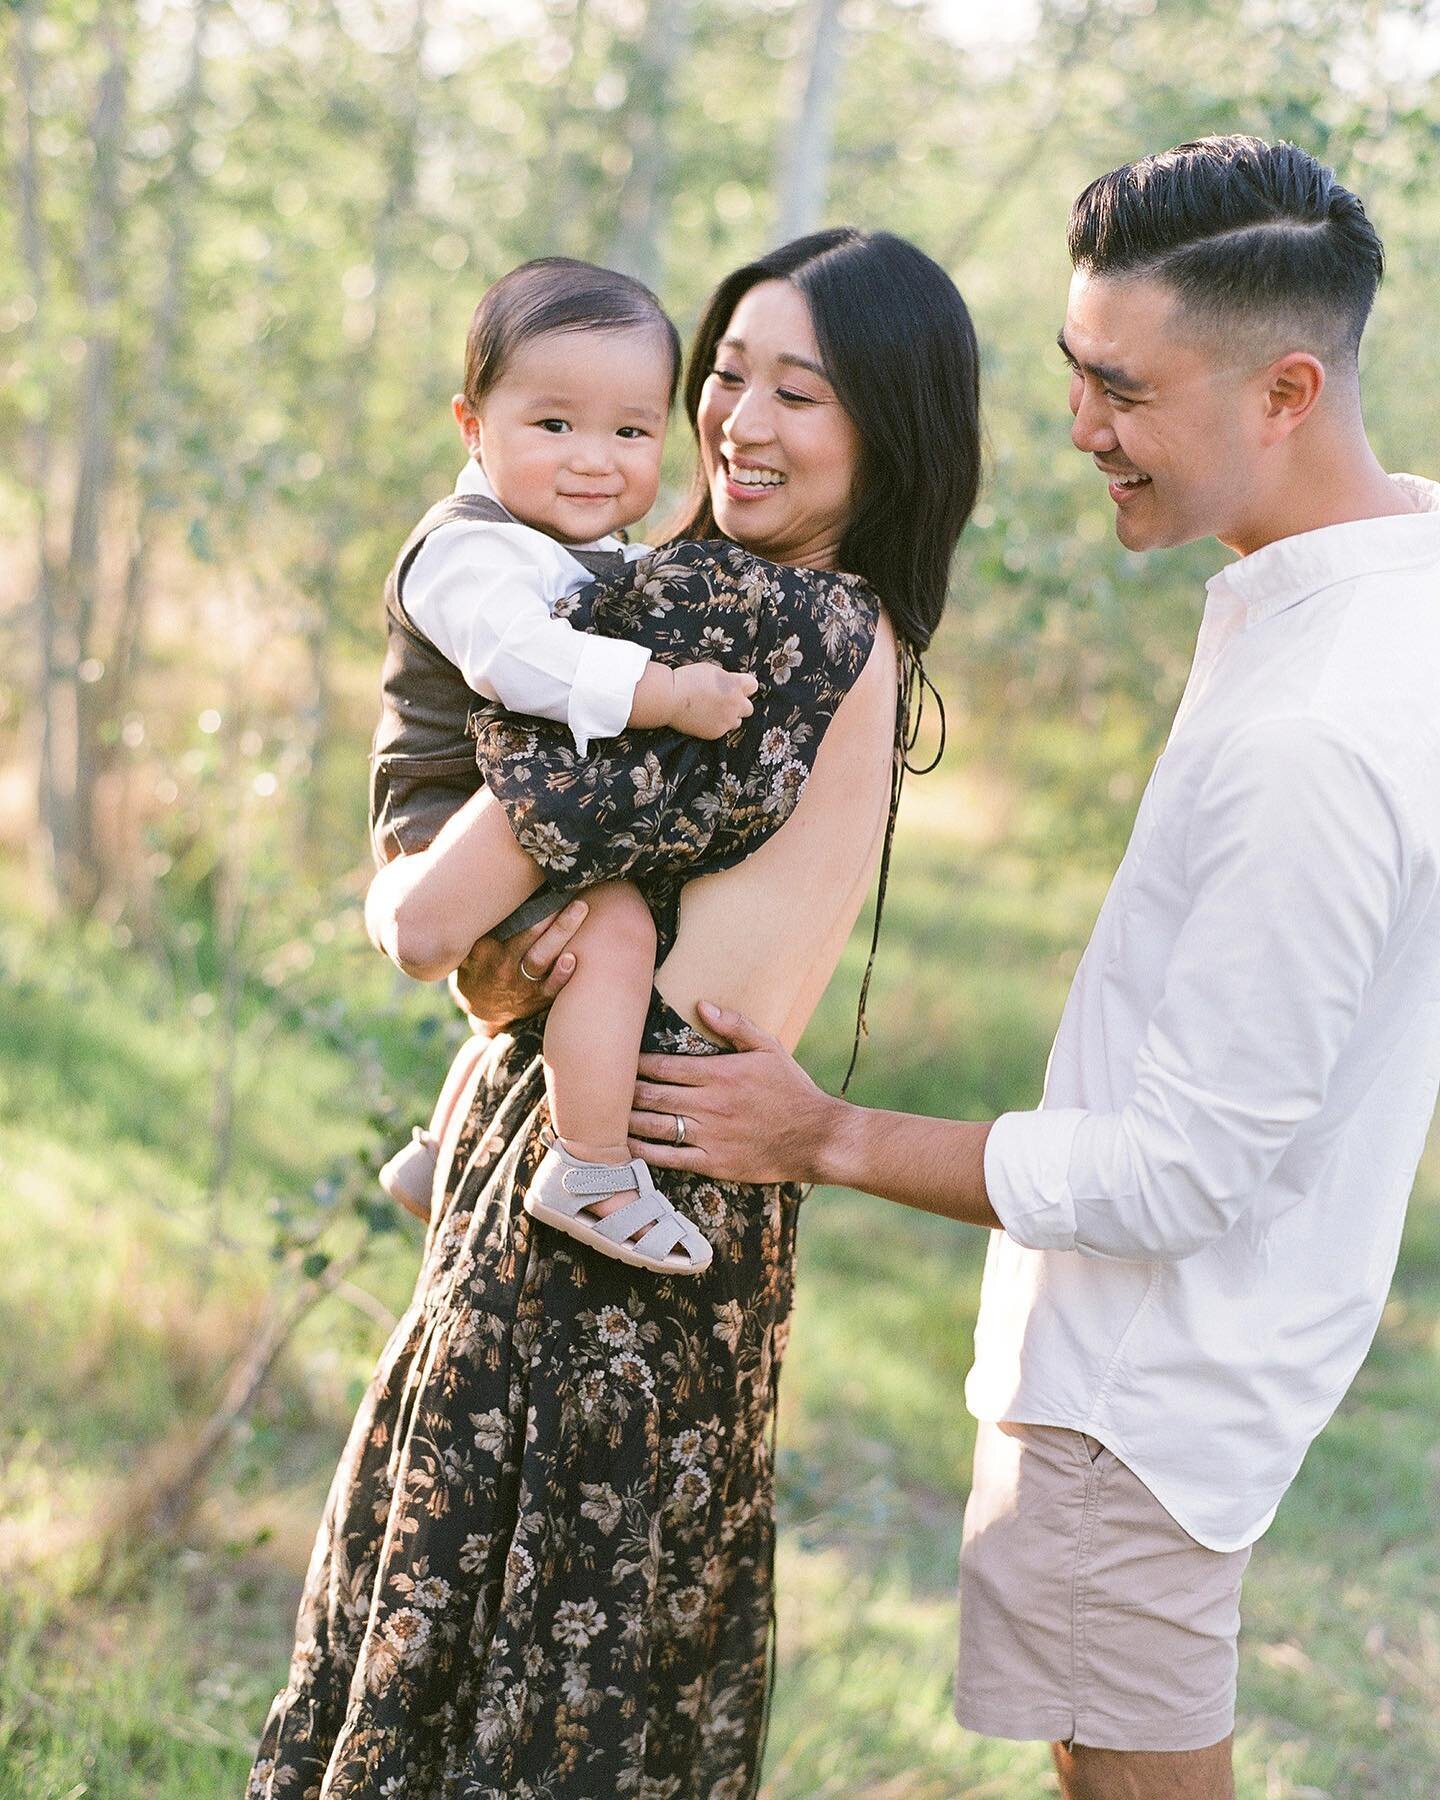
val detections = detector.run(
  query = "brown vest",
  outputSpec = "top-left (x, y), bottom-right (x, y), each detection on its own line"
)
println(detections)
top-left (368, 491), bottom-right (628, 864)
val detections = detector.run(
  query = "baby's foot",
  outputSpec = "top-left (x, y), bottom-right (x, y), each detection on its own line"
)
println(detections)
top-left (378, 1127), bottom-right (439, 1222)
top-left (523, 1135), bottom-right (712, 1276)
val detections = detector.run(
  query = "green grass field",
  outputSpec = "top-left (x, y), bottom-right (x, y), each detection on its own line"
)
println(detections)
top-left (1, 771), bottom-right (1437, 1799)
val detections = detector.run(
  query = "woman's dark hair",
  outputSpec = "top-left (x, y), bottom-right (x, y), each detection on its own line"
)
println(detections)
top-left (463, 257), bottom-right (683, 409)
top-left (1068, 136), bottom-right (1384, 361)
top-left (670, 227), bottom-right (981, 654)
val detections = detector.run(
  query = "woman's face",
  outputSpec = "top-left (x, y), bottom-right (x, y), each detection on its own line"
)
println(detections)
top-left (697, 279), bottom-right (860, 570)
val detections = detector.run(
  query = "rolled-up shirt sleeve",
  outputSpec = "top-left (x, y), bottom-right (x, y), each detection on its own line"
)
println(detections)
top-left (986, 718), bottom-right (1409, 1262)
top-left (405, 521), bottom-right (650, 755)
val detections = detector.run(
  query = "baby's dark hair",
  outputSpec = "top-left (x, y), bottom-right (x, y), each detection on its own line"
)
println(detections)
top-left (462, 257), bottom-right (682, 409)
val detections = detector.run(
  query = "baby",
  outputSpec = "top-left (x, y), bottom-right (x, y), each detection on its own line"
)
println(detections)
top-left (368, 259), bottom-right (756, 1276)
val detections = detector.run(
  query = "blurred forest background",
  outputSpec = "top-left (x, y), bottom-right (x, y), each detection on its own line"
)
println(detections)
top-left (2, 0), bottom-right (1438, 1793)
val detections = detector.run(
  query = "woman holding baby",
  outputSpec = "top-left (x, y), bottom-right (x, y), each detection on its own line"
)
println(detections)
top-left (250, 225), bottom-right (980, 1799)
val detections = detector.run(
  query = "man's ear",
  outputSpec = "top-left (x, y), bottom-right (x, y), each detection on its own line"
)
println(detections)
top-left (453, 393), bottom-right (482, 456)
top-left (1260, 352), bottom-right (1325, 444)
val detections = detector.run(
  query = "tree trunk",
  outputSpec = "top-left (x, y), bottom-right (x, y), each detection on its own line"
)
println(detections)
top-left (297, 0), bottom-right (426, 870)
top-left (773, 0), bottom-right (846, 244)
top-left (534, 0), bottom-right (595, 257)
top-left (607, 0), bottom-right (690, 292)
top-left (47, 14), bottom-right (130, 914)
top-left (15, 0), bottom-right (62, 898)
top-left (106, 0), bottom-right (215, 888)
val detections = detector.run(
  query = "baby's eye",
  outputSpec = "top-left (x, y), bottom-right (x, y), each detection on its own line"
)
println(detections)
top-left (616, 426), bottom-right (650, 440)
top-left (537, 418), bottom-right (571, 434)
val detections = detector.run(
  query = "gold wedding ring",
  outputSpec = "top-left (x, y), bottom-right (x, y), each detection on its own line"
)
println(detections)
top-left (673, 1113), bottom-right (687, 1146)
top-left (518, 956), bottom-right (543, 983)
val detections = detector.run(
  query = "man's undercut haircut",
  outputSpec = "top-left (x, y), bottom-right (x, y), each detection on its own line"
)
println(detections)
top-left (1068, 136), bottom-right (1385, 365)
top-left (463, 257), bottom-right (682, 409)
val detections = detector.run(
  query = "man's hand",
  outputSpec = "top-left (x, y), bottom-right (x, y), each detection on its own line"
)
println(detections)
top-left (629, 1001), bottom-right (845, 1185)
top-left (449, 900), bottom-right (586, 1035)
top-left (632, 999), bottom-right (1003, 1229)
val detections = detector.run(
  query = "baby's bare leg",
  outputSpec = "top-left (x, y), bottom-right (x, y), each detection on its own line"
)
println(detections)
top-left (544, 881), bottom-right (656, 1166)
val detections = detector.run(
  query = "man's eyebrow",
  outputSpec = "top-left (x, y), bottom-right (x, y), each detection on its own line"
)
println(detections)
top-left (718, 335), bottom-right (830, 381)
top-left (1056, 330), bottom-right (1148, 393)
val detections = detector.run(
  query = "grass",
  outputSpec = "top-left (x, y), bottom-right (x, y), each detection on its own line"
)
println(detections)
top-left (1, 763), bottom-right (1437, 1799)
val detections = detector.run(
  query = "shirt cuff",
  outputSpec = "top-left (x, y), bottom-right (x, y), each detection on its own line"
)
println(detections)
top-left (567, 634), bottom-right (652, 755)
top-left (983, 1107), bottom-right (1088, 1251)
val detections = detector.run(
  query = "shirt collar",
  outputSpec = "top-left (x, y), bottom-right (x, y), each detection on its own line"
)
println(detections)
top-left (1205, 473), bottom-right (1440, 625)
top-left (452, 457), bottom-right (624, 553)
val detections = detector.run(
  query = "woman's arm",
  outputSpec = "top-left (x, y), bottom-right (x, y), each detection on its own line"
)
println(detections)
top-left (365, 785), bottom-right (544, 981)
top-left (446, 902), bottom-right (587, 1034)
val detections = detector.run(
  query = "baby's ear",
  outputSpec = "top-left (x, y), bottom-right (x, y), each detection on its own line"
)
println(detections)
top-left (452, 393), bottom-right (482, 452)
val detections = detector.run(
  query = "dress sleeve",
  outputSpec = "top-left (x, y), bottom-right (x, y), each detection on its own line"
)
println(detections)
top-left (469, 539), bottom-right (881, 892)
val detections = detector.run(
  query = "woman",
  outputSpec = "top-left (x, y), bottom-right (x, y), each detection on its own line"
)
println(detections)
top-left (250, 228), bottom-right (980, 1799)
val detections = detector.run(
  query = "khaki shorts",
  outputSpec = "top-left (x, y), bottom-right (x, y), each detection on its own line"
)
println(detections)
top-left (956, 1421), bottom-right (1250, 1753)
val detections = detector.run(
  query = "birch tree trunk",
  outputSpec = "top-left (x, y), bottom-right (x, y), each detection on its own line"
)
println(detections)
top-left (46, 13), bottom-right (130, 913)
top-left (607, 0), bottom-right (690, 292)
top-left (773, 0), bottom-right (846, 244)
top-left (108, 0), bottom-right (215, 840)
top-left (299, 0), bottom-right (427, 864)
top-left (533, 0), bottom-right (593, 255)
top-left (14, 0), bottom-right (61, 895)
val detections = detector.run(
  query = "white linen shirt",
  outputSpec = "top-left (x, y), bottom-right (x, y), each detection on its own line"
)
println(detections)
top-left (402, 460), bottom-right (651, 755)
top-left (970, 475), bottom-right (1440, 1551)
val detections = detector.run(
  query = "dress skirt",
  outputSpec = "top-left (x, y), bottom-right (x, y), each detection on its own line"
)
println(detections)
top-left (249, 994), bottom-right (801, 1800)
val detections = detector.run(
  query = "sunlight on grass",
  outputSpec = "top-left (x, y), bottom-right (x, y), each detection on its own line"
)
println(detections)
top-left (1, 766), bottom-right (1437, 1796)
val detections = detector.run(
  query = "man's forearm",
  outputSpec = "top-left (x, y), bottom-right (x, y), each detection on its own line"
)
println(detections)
top-left (814, 1099), bottom-right (1003, 1231)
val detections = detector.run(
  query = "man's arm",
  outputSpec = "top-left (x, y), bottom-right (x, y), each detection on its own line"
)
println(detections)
top-left (637, 720), bottom-right (1407, 1259)
top-left (632, 1002), bottom-right (1002, 1230)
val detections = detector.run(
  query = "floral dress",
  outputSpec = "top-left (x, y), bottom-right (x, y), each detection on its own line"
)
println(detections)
top-left (250, 542), bottom-right (881, 1800)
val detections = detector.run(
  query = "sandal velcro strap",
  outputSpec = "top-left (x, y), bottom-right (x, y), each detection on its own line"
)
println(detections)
top-left (633, 1214), bottom-right (695, 1261)
top-left (560, 1160), bottom-right (643, 1198)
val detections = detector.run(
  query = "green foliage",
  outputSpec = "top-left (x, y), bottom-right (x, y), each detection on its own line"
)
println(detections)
top-left (3, 3), bottom-right (1440, 1791)
top-left (1, 782), bottom-right (1435, 1795)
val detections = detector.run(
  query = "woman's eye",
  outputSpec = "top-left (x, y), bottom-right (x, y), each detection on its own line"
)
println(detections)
top-left (778, 388), bottom-right (816, 406)
top-left (710, 367), bottom-right (743, 386)
top-left (538, 418), bottom-right (571, 434)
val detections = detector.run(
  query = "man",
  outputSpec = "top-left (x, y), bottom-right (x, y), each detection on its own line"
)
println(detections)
top-left (624, 137), bottom-right (1440, 1798)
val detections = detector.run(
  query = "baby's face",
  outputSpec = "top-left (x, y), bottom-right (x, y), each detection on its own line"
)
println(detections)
top-left (461, 327), bottom-right (670, 544)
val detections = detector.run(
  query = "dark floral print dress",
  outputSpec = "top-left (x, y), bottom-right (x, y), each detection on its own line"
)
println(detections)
top-left (250, 542), bottom-right (881, 1800)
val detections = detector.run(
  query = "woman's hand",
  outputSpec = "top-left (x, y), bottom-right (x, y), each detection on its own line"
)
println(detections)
top-left (629, 1002), bottom-right (846, 1185)
top-left (448, 901), bottom-right (587, 1035)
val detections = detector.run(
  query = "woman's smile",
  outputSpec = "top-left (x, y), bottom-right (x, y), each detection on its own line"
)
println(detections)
top-left (720, 452), bottom-right (788, 498)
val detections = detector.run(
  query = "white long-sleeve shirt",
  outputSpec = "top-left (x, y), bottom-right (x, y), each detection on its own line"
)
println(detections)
top-left (403, 460), bottom-right (651, 755)
top-left (970, 475), bottom-right (1440, 1551)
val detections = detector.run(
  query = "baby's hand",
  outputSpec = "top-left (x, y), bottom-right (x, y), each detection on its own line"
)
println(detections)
top-left (669, 662), bottom-right (759, 740)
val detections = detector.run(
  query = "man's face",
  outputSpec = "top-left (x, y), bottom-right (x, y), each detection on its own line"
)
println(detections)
top-left (1061, 271), bottom-right (1273, 554)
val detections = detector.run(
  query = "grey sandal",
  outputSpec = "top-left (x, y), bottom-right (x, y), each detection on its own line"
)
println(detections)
top-left (378, 1126), bottom-right (439, 1222)
top-left (523, 1136), bottom-right (713, 1276)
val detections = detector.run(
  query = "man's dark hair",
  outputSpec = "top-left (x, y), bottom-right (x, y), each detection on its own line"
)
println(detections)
top-left (1068, 136), bottom-right (1384, 364)
top-left (669, 226), bottom-right (981, 654)
top-left (463, 257), bottom-right (682, 409)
